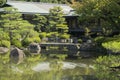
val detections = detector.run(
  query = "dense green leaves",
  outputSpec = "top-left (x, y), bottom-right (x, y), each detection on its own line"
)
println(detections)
top-left (75, 0), bottom-right (120, 35)
top-left (102, 41), bottom-right (120, 53)
top-left (0, 7), bottom-right (40, 48)
top-left (33, 14), bottom-right (47, 32)
top-left (48, 7), bottom-right (69, 37)
top-left (0, 29), bottom-right (10, 48)
top-left (94, 55), bottom-right (120, 80)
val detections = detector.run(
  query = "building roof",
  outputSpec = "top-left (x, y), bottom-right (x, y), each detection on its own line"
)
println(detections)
top-left (4, 1), bottom-right (76, 16)
top-left (7, 1), bottom-right (49, 15)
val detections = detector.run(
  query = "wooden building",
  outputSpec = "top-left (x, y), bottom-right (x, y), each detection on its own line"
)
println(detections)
top-left (0, 1), bottom-right (78, 33)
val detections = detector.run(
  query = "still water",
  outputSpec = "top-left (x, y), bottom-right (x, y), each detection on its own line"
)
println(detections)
top-left (0, 50), bottom-right (98, 80)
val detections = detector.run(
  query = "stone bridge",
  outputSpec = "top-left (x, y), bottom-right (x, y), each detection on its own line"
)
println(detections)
top-left (40, 43), bottom-right (80, 51)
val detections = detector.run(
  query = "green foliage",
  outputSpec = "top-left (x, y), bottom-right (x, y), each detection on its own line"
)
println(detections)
top-left (59, 33), bottom-right (70, 39)
top-left (39, 32), bottom-right (47, 39)
top-left (0, 7), bottom-right (40, 48)
top-left (0, 30), bottom-right (9, 40)
top-left (78, 39), bottom-right (82, 43)
top-left (48, 6), bottom-right (69, 34)
top-left (33, 14), bottom-right (47, 32)
top-left (102, 41), bottom-right (120, 53)
top-left (84, 27), bottom-right (91, 37)
top-left (75, 0), bottom-right (120, 35)
top-left (33, 37), bottom-right (41, 43)
top-left (56, 24), bottom-right (68, 33)
top-left (23, 31), bottom-right (40, 46)
top-left (97, 35), bottom-right (120, 53)
top-left (94, 36), bottom-right (105, 45)
top-left (21, 39), bottom-right (28, 47)
top-left (0, 52), bottom-right (10, 64)
top-left (22, 37), bottom-right (40, 47)
top-left (94, 55), bottom-right (120, 80)
top-left (0, 30), bottom-right (10, 48)
top-left (46, 32), bottom-right (59, 38)
top-left (0, 40), bottom-right (10, 48)
top-left (11, 40), bottom-right (22, 48)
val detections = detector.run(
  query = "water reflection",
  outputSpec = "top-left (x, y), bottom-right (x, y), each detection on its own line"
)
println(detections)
top-left (0, 50), bottom-right (98, 80)
top-left (32, 59), bottom-right (95, 80)
top-left (32, 62), bottom-right (94, 72)
top-left (41, 49), bottom-right (101, 58)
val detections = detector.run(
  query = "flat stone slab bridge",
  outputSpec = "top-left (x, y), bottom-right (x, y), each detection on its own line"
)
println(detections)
top-left (40, 43), bottom-right (80, 50)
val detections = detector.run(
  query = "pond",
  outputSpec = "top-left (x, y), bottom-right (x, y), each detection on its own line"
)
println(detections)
top-left (32, 59), bottom-right (96, 80)
top-left (0, 50), bottom-right (117, 80)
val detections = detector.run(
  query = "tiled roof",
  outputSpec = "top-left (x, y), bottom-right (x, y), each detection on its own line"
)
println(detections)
top-left (6, 1), bottom-right (76, 16)
top-left (8, 2), bottom-right (49, 14)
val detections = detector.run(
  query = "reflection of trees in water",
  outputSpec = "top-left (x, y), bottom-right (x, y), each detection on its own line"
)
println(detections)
top-left (41, 49), bottom-right (102, 58)
top-left (0, 52), bottom-right (64, 80)
top-left (41, 49), bottom-right (80, 57)
top-left (0, 51), bottom-right (109, 80)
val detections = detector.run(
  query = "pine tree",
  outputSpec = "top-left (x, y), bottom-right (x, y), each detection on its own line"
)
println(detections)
top-left (0, 7), bottom-right (40, 48)
top-left (48, 6), bottom-right (68, 33)
top-left (33, 14), bottom-right (47, 32)
top-left (48, 6), bottom-right (69, 39)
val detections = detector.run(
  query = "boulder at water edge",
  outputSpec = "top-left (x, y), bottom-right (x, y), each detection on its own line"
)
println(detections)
top-left (10, 48), bottom-right (25, 64)
top-left (28, 43), bottom-right (41, 54)
top-left (0, 47), bottom-right (9, 54)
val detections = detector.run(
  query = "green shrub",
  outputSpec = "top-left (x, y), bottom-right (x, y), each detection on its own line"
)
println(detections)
top-left (33, 37), bottom-right (41, 43)
top-left (101, 35), bottom-right (120, 53)
top-left (22, 38), bottom-right (33, 47)
top-left (1, 40), bottom-right (10, 48)
top-left (59, 33), bottom-right (70, 39)
top-left (46, 32), bottom-right (59, 38)
top-left (102, 41), bottom-right (120, 53)
top-left (11, 39), bottom-right (22, 48)
top-left (39, 32), bottom-right (47, 38)
top-left (0, 31), bottom-right (9, 40)
top-left (94, 36), bottom-right (105, 44)
top-left (94, 55), bottom-right (120, 80)
top-left (78, 39), bottom-right (82, 43)
top-left (22, 37), bottom-right (40, 47)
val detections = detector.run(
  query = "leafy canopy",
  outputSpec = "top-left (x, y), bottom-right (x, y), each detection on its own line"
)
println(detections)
top-left (0, 7), bottom-right (40, 47)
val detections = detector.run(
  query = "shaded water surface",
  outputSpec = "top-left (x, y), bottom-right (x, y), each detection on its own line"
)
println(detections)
top-left (0, 50), bottom-right (98, 80)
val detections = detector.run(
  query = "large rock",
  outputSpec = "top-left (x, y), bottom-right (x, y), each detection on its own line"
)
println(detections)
top-left (28, 43), bottom-right (41, 54)
top-left (80, 40), bottom-right (95, 51)
top-left (0, 47), bottom-right (9, 54)
top-left (10, 48), bottom-right (25, 64)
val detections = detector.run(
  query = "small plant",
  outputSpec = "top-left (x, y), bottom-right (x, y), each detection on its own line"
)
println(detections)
top-left (78, 39), bottom-right (82, 43)
top-left (11, 39), bottom-right (22, 48)
top-left (59, 33), bottom-right (70, 39)
top-left (46, 32), bottom-right (59, 38)
top-left (22, 37), bottom-right (40, 47)
top-left (39, 32), bottom-right (47, 39)
top-left (0, 40), bottom-right (10, 48)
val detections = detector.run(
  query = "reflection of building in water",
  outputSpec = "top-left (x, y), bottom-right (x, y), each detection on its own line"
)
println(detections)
top-left (41, 49), bottom-right (79, 54)
top-left (41, 49), bottom-right (101, 58)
